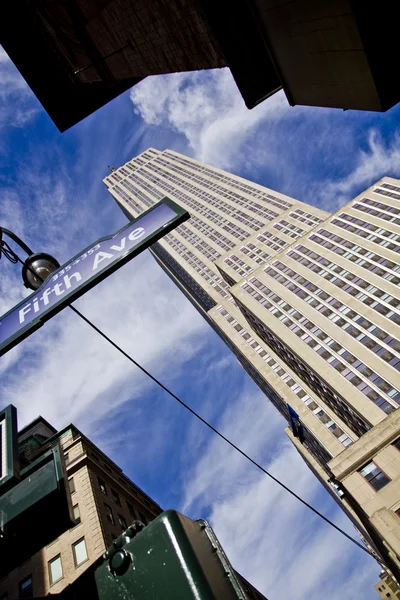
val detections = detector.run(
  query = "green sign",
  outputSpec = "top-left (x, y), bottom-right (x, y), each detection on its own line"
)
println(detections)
top-left (0, 405), bottom-right (19, 493)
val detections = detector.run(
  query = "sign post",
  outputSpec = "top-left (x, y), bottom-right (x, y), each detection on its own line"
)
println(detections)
top-left (0, 198), bottom-right (189, 356)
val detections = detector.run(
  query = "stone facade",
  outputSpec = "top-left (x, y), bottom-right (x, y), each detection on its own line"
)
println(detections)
top-left (104, 149), bottom-right (400, 582)
top-left (0, 421), bottom-right (162, 598)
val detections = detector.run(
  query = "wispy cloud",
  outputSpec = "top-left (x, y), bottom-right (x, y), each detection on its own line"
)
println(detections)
top-left (0, 57), bottom-right (391, 600)
top-left (0, 46), bottom-right (39, 130)
top-left (320, 129), bottom-right (400, 209)
top-left (130, 70), bottom-right (290, 170)
top-left (180, 384), bottom-right (380, 599)
top-left (130, 70), bottom-right (400, 213)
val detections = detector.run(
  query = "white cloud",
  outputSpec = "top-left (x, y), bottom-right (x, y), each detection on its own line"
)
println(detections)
top-left (1, 250), bottom-right (209, 433)
top-left (129, 69), bottom-right (400, 215)
top-left (0, 45), bottom-right (38, 129)
top-left (130, 70), bottom-right (290, 170)
top-left (180, 386), bottom-right (380, 599)
top-left (321, 129), bottom-right (400, 209)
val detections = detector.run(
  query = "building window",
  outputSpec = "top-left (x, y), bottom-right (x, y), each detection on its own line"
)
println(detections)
top-left (111, 489), bottom-right (121, 506)
top-left (104, 503), bottom-right (115, 525)
top-left (118, 515), bottom-right (127, 530)
top-left (73, 505), bottom-right (81, 526)
top-left (138, 511), bottom-right (147, 524)
top-left (19, 576), bottom-right (33, 599)
top-left (98, 477), bottom-right (107, 495)
top-left (48, 555), bottom-right (63, 585)
top-left (392, 438), bottom-right (400, 452)
top-left (72, 538), bottom-right (88, 567)
top-left (359, 461), bottom-right (391, 491)
top-left (126, 502), bottom-right (135, 518)
top-left (64, 453), bottom-right (70, 465)
top-left (395, 508), bottom-right (400, 518)
top-left (68, 478), bottom-right (75, 494)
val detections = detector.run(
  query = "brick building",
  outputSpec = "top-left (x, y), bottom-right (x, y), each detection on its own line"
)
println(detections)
top-left (0, 411), bottom-right (267, 599)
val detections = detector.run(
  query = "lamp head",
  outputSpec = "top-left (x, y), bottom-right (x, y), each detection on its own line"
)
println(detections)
top-left (22, 253), bottom-right (60, 290)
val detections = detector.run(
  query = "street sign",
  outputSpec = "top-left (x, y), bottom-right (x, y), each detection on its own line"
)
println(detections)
top-left (0, 198), bottom-right (189, 356)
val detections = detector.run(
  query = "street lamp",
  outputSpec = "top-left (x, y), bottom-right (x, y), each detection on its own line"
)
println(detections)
top-left (0, 227), bottom-right (60, 290)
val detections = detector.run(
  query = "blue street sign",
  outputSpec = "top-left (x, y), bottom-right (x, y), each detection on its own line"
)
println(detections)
top-left (0, 198), bottom-right (189, 356)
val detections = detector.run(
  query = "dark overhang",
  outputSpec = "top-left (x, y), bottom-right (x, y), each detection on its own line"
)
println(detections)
top-left (0, 1), bottom-right (143, 132)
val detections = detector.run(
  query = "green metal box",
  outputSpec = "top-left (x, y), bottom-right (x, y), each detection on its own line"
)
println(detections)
top-left (95, 510), bottom-right (246, 600)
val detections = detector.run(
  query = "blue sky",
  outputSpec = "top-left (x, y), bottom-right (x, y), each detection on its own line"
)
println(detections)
top-left (3, 47), bottom-right (400, 598)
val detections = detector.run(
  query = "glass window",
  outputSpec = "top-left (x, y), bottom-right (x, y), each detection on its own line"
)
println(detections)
top-left (72, 538), bottom-right (88, 566)
top-left (111, 489), bottom-right (121, 506)
top-left (359, 461), bottom-right (390, 491)
top-left (126, 502), bottom-right (135, 518)
top-left (392, 438), bottom-right (400, 452)
top-left (104, 503), bottom-right (115, 525)
top-left (68, 478), bottom-right (75, 494)
top-left (98, 477), bottom-right (107, 495)
top-left (138, 511), bottom-right (147, 524)
top-left (73, 505), bottom-right (81, 526)
top-left (19, 576), bottom-right (33, 599)
top-left (118, 515), bottom-right (127, 530)
top-left (48, 555), bottom-right (63, 585)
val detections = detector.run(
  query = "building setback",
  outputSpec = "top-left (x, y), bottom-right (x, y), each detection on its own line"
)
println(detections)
top-left (104, 148), bottom-right (400, 580)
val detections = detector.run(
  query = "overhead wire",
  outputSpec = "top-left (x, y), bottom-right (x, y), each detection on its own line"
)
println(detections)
top-left (10, 235), bottom-right (372, 557)
top-left (68, 304), bottom-right (372, 556)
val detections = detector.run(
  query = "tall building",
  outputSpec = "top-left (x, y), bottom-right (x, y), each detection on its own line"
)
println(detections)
top-left (104, 148), bottom-right (400, 579)
top-left (0, 408), bottom-right (267, 600)
top-left (375, 569), bottom-right (400, 598)
top-left (2, 1), bottom-right (399, 131)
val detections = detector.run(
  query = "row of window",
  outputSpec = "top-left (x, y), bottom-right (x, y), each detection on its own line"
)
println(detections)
top-left (233, 295), bottom-right (369, 435)
top-left (164, 233), bottom-right (230, 300)
top-left (161, 151), bottom-right (293, 211)
top-left (379, 182), bottom-right (400, 194)
top-left (224, 254), bottom-right (253, 277)
top-left (310, 230), bottom-right (400, 288)
top-left (97, 476), bottom-right (154, 522)
top-left (274, 219), bottom-right (306, 239)
top-left (48, 538), bottom-right (88, 587)
top-left (256, 230), bottom-right (288, 252)
top-left (268, 261), bottom-right (400, 371)
top-left (177, 223), bottom-right (222, 262)
top-left (2, 537), bottom-right (89, 599)
top-left (332, 213), bottom-right (400, 260)
top-left (140, 168), bottom-right (251, 241)
top-left (361, 196), bottom-right (400, 216)
top-left (240, 241), bottom-right (272, 265)
top-left (145, 162), bottom-right (267, 233)
top-left (289, 208), bottom-right (324, 227)
top-left (190, 215), bottom-right (236, 252)
top-left (360, 438), bottom-right (400, 492)
top-left (242, 276), bottom-right (399, 413)
top-left (288, 246), bottom-right (400, 326)
top-left (354, 200), bottom-right (400, 226)
top-left (218, 306), bottom-right (353, 447)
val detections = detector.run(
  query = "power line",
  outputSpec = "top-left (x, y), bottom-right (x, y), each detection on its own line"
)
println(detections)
top-left (7, 244), bottom-right (371, 556)
top-left (68, 304), bottom-right (371, 557)
top-left (0, 227), bottom-right (376, 556)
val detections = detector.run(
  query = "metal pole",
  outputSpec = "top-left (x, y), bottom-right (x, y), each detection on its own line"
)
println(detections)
top-left (0, 227), bottom-right (34, 256)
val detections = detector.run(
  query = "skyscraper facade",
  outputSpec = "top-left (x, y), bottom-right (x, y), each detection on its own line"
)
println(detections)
top-left (104, 149), bottom-right (400, 578)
